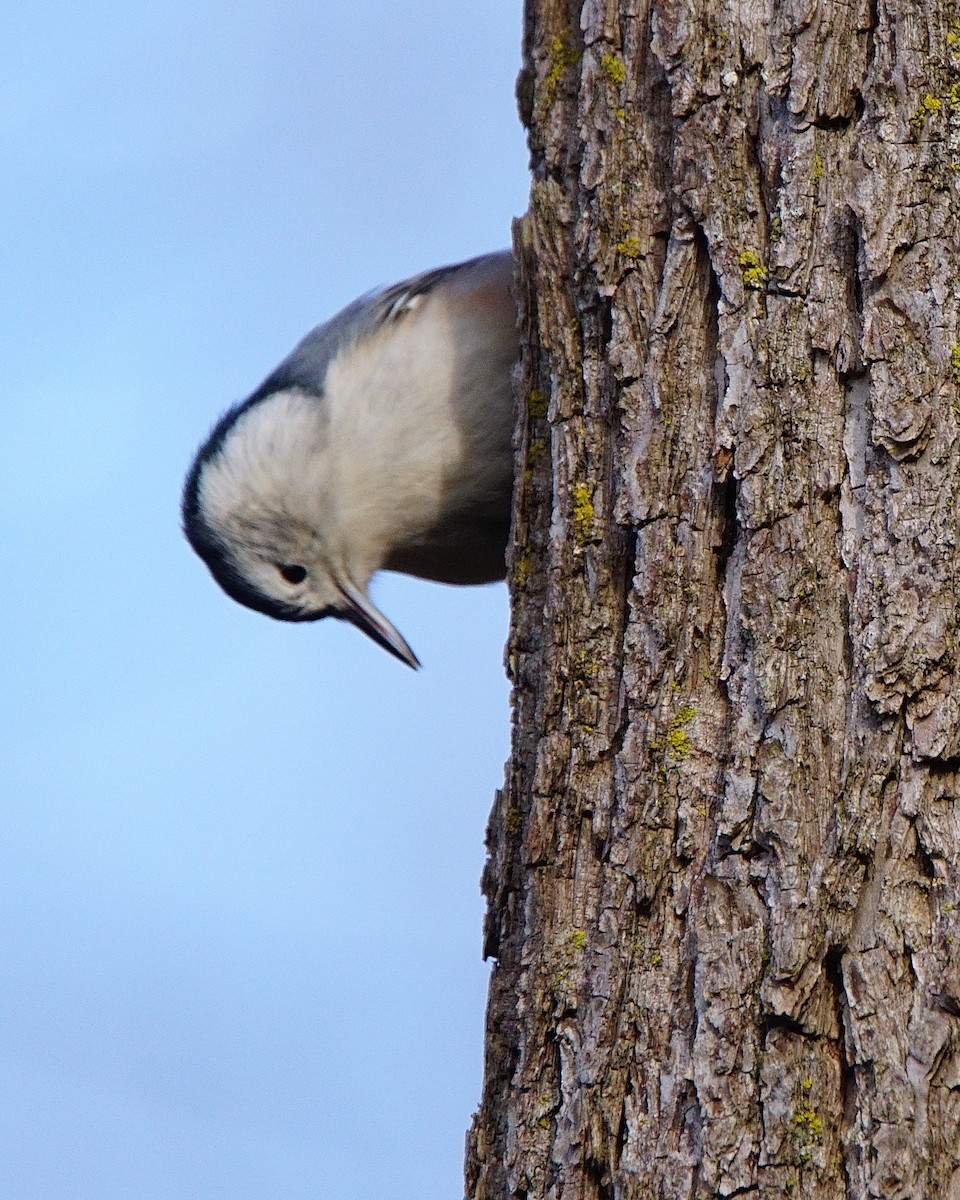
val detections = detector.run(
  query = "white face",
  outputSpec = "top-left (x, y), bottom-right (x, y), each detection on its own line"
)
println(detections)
top-left (191, 391), bottom-right (419, 665)
top-left (219, 517), bottom-right (345, 621)
top-left (197, 396), bottom-right (346, 618)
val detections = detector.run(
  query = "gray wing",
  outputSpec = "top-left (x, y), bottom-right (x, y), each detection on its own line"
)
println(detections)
top-left (264, 253), bottom-right (507, 397)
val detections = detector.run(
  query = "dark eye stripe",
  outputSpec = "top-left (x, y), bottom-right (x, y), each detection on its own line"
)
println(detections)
top-left (277, 563), bottom-right (307, 584)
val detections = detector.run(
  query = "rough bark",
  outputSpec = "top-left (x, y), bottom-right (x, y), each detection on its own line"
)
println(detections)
top-left (467, 1), bottom-right (960, 1197)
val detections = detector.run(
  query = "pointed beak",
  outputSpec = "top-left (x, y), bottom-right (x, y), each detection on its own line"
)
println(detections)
top-left (337, 579), bottom-right (421, 669)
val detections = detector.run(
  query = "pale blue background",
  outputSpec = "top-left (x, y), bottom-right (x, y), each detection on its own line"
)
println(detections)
top-left (0, 4), bottom-right (527, 1197)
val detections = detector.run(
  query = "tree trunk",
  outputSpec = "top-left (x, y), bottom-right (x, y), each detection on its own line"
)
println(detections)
top-left (467, 0), bottom-right (960, 1197)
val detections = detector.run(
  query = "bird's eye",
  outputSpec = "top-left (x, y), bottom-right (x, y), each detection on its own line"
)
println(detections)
top-left (277, 563), bottom-right (308, 585)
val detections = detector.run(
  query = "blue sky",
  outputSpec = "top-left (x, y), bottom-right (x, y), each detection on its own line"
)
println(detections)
top-left (0, 4), bottom-right (528, 1197)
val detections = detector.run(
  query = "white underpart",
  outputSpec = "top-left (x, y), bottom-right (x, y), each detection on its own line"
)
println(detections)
top-left (323, 299), bottom-right (462, 573)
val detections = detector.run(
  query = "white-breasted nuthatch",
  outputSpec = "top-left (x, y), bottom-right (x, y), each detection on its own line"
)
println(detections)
top-left (182, 251), bottom-right (517, 668)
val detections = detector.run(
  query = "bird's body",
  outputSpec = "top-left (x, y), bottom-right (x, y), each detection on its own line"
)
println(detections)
top-left (182, 251), bottom-right (517, 667)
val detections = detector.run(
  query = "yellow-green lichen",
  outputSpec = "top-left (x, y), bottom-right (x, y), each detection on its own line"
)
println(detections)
top-left (812, 152), bottom-right (824, 180)
top-left (792, 1104), bottom-right (825, 1140)
top-left (666, 704), bottom-right (697, 762)
top-left (543, 32), bottom-right (579, 105)
top-left (571, 483), bottom-right (595, 544)
top-left (911, 92), bottom-right (944, 129)
top-left (514, 547), bottom-right (531, 589)
top-left (526, 438), bottom-right (546, 467)
top-left (570, 647), bottom-right (598, 679)
top-left (616, 234), bottom-right (642, 258)
top-left (791, 1092), bottom-right (825, 1166)
top-left (950, 344), bottom-right (960, 386)
top-left (528, 388), bottom-right (549, 419)
top-left (554, 927), bottom-right (588, 989)
top-left (505, 806), bottom-right (523, 835)
top-left (738, 249), bottom-right (769, 290)
top-left (601, 53), bottom-right (627, 87)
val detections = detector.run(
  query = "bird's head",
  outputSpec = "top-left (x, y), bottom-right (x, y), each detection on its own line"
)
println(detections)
top-left (182, 387), bottom-right (420, 668)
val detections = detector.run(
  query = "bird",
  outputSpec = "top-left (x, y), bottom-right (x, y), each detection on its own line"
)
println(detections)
top-left (182, 251), bottom-right (518, 668)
